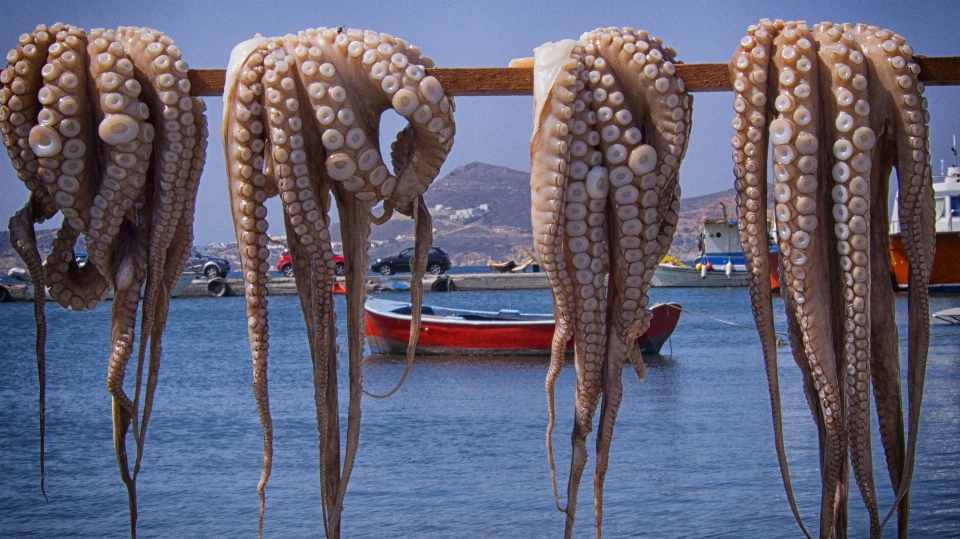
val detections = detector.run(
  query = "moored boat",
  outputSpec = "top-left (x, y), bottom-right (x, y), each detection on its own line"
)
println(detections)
top-left (16, 268), bottom-right (196, 303)
top-left (652, 217), bottom-right (780, 289)
top-left (364, 297), bottom-right (681, 356)
top-left (932, 307), bottom-right (960, 325)
top-left (890, 164), bottom-right (960, 294)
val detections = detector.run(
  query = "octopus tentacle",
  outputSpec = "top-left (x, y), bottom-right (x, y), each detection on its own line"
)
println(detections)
top-left (261, 38), bottom-right (346, 535)
top-left (82, 28), bottom-right (151, 274)
top-left (328, 191), bottom-right (376, 537)
top-left (76, 29), bottom-right (154, 420)
top-left (770, 24), bottom-right (849, 536)
top-left (562, 74), bottom-right (611, 519)
top-left (43, 222), bottom-right (110, 308)
top-left (529, 37), bottom-right (579, 516)
top-left (814, 24), bottom-right (883, 536)
top-left (730, 19), bottom-right (814, 538)
top-left (8, 201), bottom-right (49, 499)
top-left (133, 97), bottom-right (206, 483)
top-left (733, 20), bottom-right (935, 539)
top-left (583, 29), bottom-right (689, 537)
top-left (1, 24), bottom-right (59, 216)
top-left (35, 26), bottom-right (96, 235)
top-left (3, 23), bottom-right (204, 538)
top-left (849, 23), bottom-right (934, 535)
top-left (0, 27), bottom-right (64, 499)
top-left (223, 38), bottom-right (274, 538)
top-left (114, 26), bottom-right (195, 450)
top-left (579, 49), bottom-right (637, 538)
top-left (532, 28), bottom-right (691, 538)
top-left (224, 28), bottom-right (453, 539)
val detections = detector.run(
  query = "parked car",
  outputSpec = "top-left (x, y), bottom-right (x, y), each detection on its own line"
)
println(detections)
top-left (370, 247), bottom-right (451, 276)
top-left (184, 247), bottom-right (231, 279)
top-left (277, 251), bottom-right (345, 277)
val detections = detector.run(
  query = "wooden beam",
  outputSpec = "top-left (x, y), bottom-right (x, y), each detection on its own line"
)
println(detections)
top-left (188, 56), bottom-right (960, 97)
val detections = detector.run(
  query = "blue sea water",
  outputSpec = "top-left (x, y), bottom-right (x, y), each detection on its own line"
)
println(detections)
top-left (1, 286), bottom-right (958, 538)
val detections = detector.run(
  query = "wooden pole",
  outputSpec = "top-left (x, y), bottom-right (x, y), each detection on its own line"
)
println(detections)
top-left (189, 56), bottom-right (960, 97)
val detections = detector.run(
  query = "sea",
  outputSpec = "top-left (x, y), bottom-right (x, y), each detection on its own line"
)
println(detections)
top-left (1, 281), bottom-right (958, 538)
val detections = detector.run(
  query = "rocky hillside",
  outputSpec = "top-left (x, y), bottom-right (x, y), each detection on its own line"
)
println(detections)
top-left (0, 163), bottom-right (769, 273)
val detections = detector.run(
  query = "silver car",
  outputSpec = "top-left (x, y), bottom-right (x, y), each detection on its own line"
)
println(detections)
top-left (184, 247), bottom-right (231, 279)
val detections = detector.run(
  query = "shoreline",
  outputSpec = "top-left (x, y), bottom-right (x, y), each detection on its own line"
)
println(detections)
top-left (0, 271), bottom-right (551, 302)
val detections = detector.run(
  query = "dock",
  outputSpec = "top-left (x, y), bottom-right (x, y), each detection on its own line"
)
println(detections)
top-left (0, 271), bottom-right (550, 302)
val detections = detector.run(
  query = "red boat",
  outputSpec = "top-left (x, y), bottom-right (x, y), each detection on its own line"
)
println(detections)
top-left (364, 298), bottom-right (682, 356)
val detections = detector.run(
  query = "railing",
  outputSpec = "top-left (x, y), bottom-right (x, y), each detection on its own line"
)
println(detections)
top-left (186, 56), bottom-right (960, 97)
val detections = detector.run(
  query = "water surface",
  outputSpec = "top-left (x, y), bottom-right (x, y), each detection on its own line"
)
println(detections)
top-left (1, 287), bottom-right (958, 537)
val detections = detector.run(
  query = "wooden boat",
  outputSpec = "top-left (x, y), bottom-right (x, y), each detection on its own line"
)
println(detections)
top-left (890, 163), bottom-right (960, 294)
top-left (364, 297), bottom-right (682, 356)
top-left (488, 260), bottom-right (518, 273)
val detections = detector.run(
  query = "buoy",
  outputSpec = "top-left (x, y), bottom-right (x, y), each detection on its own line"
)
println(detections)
top-left (725, 260), bottom-right (733, 276)
top-left (700, 263), bottom-right (707, 278)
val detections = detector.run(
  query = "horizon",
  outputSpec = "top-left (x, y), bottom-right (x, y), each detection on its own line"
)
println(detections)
top-left (2, 1), bottom-right (958, 244)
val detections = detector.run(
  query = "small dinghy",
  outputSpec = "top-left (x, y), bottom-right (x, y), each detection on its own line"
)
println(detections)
top-left (364, 297), bottom-right (682, 356)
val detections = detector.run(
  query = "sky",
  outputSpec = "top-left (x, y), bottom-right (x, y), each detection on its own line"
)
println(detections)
top-left (1, 0), bottom-right (958, 245)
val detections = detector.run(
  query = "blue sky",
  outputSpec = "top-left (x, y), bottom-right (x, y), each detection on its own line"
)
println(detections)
top-left (2, 0), bottom-right (958, 244)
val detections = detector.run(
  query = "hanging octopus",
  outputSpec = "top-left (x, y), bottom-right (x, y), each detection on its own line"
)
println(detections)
top-left (529, 27), bottom-right (691, 538)
top-left (730, 20), bottom-right (934, 539)
top-left (0, 23), bottom-right (207, 537)
top-left (222, 27), bottom-right (454, 538)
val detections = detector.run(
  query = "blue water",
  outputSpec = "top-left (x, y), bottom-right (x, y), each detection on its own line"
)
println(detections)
top-left (1, 288), bottom-right (958, 538)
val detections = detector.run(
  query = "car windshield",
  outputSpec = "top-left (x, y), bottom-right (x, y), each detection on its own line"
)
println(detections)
top-left (399, 248), bottom-right (414, 257)
top-left (192, 248), bottom-right (208, 257)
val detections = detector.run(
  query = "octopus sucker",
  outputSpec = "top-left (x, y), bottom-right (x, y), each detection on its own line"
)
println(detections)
top-left (223, 28), bottom-right (453, 538)
top-left (1, 24), bottom-right (205, 538)
top-left (731, 20), bottom-right (934, 539)
top-left (530, 27), bottom-right (691, 538)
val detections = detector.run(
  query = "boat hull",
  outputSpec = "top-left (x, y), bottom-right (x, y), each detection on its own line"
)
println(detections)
top-left (651, 264), bottom-right (750, 287)
top-left (27, 270), bottom-right (196, 302)
top-left (890, 232), bottom-right (960, 293)
top-left (364, 298), bottom-right (681, 356)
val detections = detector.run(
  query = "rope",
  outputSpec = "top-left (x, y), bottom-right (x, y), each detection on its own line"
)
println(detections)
top-left (675, 306), bottom-right (960, 341)
top-left (675, 306), bottom-right (789, 336)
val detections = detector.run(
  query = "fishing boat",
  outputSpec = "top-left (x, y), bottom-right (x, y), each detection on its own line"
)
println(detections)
top-left (364, 297), bottom-right (681, 356)
top-left (890, 162), bottom-right (960, 294)
top-left (652, 216), bottom-right (780, 289)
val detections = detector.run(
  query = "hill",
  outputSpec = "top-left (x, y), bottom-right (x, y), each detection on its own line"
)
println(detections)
top-left (0, 163), bottom-right (767, 273)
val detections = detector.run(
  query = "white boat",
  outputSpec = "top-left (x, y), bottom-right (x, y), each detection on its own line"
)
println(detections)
top-left (933, 307), bottom-right (960, 325)
top-left (652, 217), bottom-right (776, 288)
top-left (651, 261), bottom-right (751, 287)
top-left (18, 269), bottom-right (196, 302)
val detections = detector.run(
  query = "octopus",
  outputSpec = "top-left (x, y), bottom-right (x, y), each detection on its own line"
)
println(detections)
top-left (221, 27), bottom-right (454, 538)
top-left (529, 27), bottom-right (691, 538)
top-left (0, 23), bottom-right (207, 537)
top-left (730, 20), bottom-right (934, 539)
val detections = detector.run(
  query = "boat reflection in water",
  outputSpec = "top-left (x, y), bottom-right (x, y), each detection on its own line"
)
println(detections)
top-left (364, 297), bottom-right (681, 356)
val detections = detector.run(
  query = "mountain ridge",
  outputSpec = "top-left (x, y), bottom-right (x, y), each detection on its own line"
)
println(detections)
top-left (0, 162), bottom-right (763, 272)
